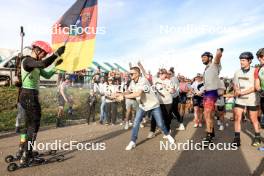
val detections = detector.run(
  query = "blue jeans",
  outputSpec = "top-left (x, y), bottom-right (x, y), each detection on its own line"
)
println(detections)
top-left (100, 98), bottom-right (106, 122)
top-left (131, 106), bottom-right (169, 142)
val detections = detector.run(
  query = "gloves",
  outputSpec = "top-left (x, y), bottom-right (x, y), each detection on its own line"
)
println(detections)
top-left (55, 59), bottom-right (63, 66)
top-left (55, 45), bottom-right (65, 56)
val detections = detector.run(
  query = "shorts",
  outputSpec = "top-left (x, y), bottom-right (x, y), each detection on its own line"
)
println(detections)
top-left (179, 92), bottom-right (187, 104)
top-left (234, 104), bottom-right (259, 111)
top-left (58, 94), bottom-right (65, 107)
top-left (203, 90), bottom-right (218, 111)
top-left (217, 106), bottom-right (225, 112)
top-left (193, 96), bottom-right (203, 108)
top-left (125, 99), bottom-right (138, 110)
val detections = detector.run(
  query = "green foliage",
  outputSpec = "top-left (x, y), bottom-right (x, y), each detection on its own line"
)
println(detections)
top-left (0, 87), bottom-right (101, 132)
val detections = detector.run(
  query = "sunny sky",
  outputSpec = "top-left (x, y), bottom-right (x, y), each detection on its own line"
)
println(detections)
top-left (0, 0), bottom-right (264, 78)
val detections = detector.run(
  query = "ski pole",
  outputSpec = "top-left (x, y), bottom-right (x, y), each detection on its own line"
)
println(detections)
top-left (20, 26), bottom-right (25, 56)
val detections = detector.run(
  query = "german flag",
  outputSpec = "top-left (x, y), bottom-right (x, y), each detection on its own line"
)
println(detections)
top-left (52, 0), bottom-right (97, 72)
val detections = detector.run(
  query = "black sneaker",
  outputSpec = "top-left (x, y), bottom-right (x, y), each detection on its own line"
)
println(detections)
top-left (211, 129), bottom-right (215, 139)
top-left (202, 136), bottom-right (213, 148)
top-left (20, 151), bottom-right (45, 166)
top-left (252, 137), bottom-right (261, 147)
top-left (232, 137), bottom-right (241, 147)
top-left (202, 131), bottom-right (215, 140)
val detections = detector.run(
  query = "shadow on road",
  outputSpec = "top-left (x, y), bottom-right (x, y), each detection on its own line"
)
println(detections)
top-left (170, 114), bottom-right (193, 139)
top-left (252, 158), bottom-right (264, 176)
top-left (136, 114), bottom-right (193, 148)
top-left (56, 129), bottom-right (128, 157)
top-left (167, 117), bottom-right (261, 176)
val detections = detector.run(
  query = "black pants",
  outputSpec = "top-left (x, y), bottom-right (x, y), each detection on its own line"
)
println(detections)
top-left (151, 104), bottom-right (172, 132)
top-left (119, 100), bottom-right (126, 121)
top-left (260, 98), bottom-right (264, 125)
top-left (260, 97), bottom-right (264, 114)
top-left (105, 102), bottom-right (118, 124)
top-left (87, 104), bottom-right (96, 124)
top-left (171, 97), bottom-right (182, 123)
top-left (19, 88), bottom-right (41, 154)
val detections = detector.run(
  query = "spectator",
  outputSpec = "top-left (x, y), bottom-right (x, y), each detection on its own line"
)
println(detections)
top-left (86, 90), bottom-right (97, 124)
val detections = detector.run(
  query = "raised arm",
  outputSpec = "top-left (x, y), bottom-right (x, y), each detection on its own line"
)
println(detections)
top-left (214, 48), bottom-right (223, 65)
top-left (137, 61), bottom-right (147, 77)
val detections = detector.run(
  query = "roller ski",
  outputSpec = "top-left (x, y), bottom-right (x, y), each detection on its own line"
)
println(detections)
top-left (7, 152), bottom-right (64, 172)
top-left (5, 150), bottom-right (57, 163)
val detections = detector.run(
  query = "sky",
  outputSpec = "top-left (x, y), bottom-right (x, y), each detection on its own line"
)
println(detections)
top-left (0, 0), bottom-right (264, 78)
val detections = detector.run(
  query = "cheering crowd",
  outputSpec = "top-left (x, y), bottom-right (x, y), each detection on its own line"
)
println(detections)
top-left (64, 47), bottom-right (264, 150)
top-left (14, 42), bottom-right (264, 166)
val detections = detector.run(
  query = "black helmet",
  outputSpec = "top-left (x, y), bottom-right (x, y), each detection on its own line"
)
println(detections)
top-left (201, 52), bottom-right (213, 59)
top-left (256, 48), bottom-right (264, 58)
top-left (239, 52), bottom-right (254, 60)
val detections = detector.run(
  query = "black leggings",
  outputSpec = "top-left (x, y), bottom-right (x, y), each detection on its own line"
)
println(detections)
top-left (19, 88), bottom-right (41, 153)
top-left (151, 104), bottom-right (172, 132)
top-left (171, 97), bottom-right (183, 123)
top-left (87, 104), bottom-right (96, 123)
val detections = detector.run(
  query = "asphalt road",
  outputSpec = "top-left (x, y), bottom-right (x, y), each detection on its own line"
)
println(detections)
top-left (0, 113), bottom-right (264, 176)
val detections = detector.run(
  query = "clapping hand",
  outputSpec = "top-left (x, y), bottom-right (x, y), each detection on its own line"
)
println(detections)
top-left (114, 93), bottom-right (124, 102)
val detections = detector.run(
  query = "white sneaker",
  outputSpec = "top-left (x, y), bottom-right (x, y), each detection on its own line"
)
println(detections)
top-left (176, 124), bottom-right (185, 131)
top-left (165, 135), bottom-right (175, 144)
top-left (125, 141), bottom-right (136, 150)
top-left (219, 125), bottom-right (224, 131)
top-left (193, 123), bottom-right (198, 128)
top-left (217, 120), bottom-right (221, 126)
top-left (124, 122), bottom-right (129, 130)
top-left (140, 123), bottom-right (144, 128)
top-left (129, 121), bottom-right (133, 127)
top-left (198, 123), bottom-right (202, 128)
top-left (147, 132), bottom-right (155, 139)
